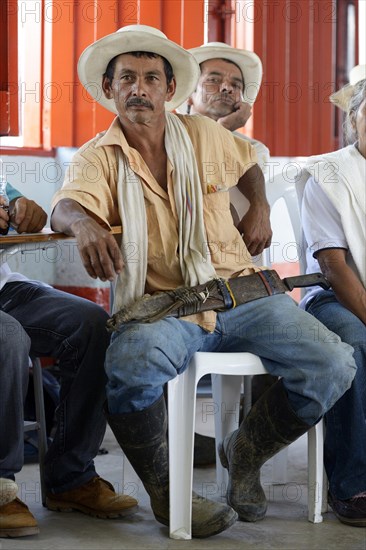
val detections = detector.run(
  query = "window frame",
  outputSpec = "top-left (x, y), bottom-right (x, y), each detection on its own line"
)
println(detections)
top-left (0, 0), bottom-right (19, 138)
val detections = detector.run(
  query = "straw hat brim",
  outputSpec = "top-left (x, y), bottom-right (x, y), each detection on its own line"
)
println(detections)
top-left (329, 84), bottom-right (355, 112)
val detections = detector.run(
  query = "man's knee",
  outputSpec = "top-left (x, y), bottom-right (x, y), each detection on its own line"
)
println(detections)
top-left (68, 299), bottom-right (110, 341)
top-left (106, 325), bottom-right (178, 383)
top-left (326, 341), bottom-right (357, 401)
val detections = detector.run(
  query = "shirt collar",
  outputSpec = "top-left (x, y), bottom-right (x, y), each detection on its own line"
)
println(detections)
top-left (96, 117), bottom-right (130, 152)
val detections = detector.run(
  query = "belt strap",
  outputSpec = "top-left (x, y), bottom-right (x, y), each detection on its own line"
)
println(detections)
top-left (108, 270), bottom-right (288, 330)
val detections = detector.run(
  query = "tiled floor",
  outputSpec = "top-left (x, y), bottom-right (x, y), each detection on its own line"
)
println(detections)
top-left (1, 398), bottom-right (365, 550)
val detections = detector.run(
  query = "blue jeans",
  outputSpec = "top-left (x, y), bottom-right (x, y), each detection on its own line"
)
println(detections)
top-left (105, 294), bottom-right (356, 427)
top-left (0, 281), bottom-right (110, 494)
top-left (306, 290), bottom-right (366, 500)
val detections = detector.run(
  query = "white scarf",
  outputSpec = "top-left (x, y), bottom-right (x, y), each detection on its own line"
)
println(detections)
top-left (113, 112), bottom-right (217, 313)
top-left (298, 144), bottom-right (366, 286)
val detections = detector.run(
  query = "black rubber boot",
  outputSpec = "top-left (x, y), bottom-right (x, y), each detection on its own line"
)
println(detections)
top-left (194, 433), bottom-right (216, 466)
top-left (193, 375), bottom-right (278, 466)
top-left (106, 395), bottom-right (238, 538)
top-left (218, 380), bottom-right (311, 522)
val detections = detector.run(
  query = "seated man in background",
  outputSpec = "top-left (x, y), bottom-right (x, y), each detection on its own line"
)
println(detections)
top-left (181, 42), bottom-right (270, 175)
top-left (180, 42), bottom-right (274, 464)
top-left (51, 25), bottom-right (356, 538)
top-left (299, 72), bottom-right (366, 527)
top-left (0, 183), bottom-right (137, 538)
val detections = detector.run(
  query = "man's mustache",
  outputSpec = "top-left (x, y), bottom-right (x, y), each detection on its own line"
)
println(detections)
top-left (126, 98), bottom-right (154, 109)
top-left (210, 93), bottom-right (235, 103)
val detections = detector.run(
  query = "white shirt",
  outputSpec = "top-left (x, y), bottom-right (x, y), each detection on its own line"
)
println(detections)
top-left (0, 262), bottom-right (29, 291)
top-left (300, 175), bottom-right (357, 307)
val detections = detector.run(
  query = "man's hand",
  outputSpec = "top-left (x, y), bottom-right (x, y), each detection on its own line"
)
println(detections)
top-left (51, 198), bottom-right (124, 282)
top-left (9, 197), bottom-right (47, 233)
top-left (71, 217), bottom-right (124, 282)
top-left (235, 165), bottom-right (272, 256)
top-left (0, 196), bottom-right (10, 233)
top-left (217, 101), bottom-right (252, 132)
top-left (237, 204), bottom-right (272, 257)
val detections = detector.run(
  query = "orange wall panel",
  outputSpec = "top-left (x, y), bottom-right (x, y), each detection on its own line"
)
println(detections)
top-left (139, 0), bottom-right (163, 27)
top-left (250, 0), bottom-right (337, 157)
top-left (43, 1), bottom-right (75, 149)
top-left (180, 0), bottom-right (205, 48)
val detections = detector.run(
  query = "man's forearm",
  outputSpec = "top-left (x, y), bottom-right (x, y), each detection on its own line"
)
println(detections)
top-left (51, 198), bottom-right (92, 235)
top-left (237, 165), bottom-right (269, 209)
top-left (318, 251), bottom-right (366, 325)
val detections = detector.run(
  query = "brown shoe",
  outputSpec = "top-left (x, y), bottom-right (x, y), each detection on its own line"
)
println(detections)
top-left (0, 498), bottom-right (39, 538)
top-left (46, 476), bottom-right (138, 519)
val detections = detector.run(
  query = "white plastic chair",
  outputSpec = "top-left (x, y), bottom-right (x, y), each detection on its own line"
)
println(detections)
top-left (167, 176), bottom-right (326, 540)
top-left (267, 172), bottom-right (327, 521)
top-left (167, 355), bottom-right (325, 539)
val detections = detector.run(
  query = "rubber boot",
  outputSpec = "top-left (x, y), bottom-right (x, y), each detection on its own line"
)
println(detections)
top-left (218, 380), bottom-right (311, 522)
top-left (194, 433), bottom-right (216, 466)
top-left (106, 395), bottom-right (237, 538)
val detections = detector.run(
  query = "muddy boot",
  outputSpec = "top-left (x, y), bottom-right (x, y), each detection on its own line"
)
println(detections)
top-left (106, 395), bottom-right (237, 538)
top-left (194, 433), bottom-right (216, 466)
top-left (251, 374), bottom-right (278, 406)
top-left (218, 380), bottom-right (311, 522)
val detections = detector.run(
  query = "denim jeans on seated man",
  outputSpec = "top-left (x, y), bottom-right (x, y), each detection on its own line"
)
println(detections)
top-left (0, 281), bottom-right (109, 491)
top-left (306, 289), bottom-right (366, 502)
top-left (106, 293), bottom-right (355, 424)
top-left (0, 281), bottom-right (138, 539)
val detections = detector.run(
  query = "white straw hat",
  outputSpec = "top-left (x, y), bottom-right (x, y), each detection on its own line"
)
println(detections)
top-left (177, 42), bottom-right (263, 113)
top-left (77, 25), bottom-right (200, 113)
top-left (330, 64), bottom-right (366, 112)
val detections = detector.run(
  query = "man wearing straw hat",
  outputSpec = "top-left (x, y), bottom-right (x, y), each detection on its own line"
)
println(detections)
top-left (183, 42), bottom-right (272, 251)
top-left (180, 42), bottom-right (270, 174)
top-left (179, 43), bottom-right (274, 466)
top-left (51, 25), bottom-right (356, 537)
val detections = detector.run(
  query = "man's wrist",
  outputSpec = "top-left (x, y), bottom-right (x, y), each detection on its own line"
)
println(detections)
top-left (70, 216), bottom-right (93, 236)
top-left (218, 119), bottom-right (231, 131)
top-left (248, 199), bottom-right (270, 212)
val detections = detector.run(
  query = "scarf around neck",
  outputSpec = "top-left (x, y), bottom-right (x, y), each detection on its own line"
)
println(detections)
top-left (112, 112), bottom-right (217, 313)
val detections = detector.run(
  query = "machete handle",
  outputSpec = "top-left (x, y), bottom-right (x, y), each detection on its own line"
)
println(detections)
top-left (283, 273), bottom-right (331, 291)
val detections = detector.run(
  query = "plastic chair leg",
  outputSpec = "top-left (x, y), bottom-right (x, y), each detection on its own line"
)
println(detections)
top-left (168, 365), bottom-right (198, 540)
top-left (31, 358), bottom-right (48, 506)
top-left (212, 374), bottom-right (242, 496)
top-left (307, 420), bottom-right (325, 523)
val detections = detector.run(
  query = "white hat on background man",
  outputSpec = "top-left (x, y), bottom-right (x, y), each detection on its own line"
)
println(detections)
top-left (77, 24), bottom-right (200, 113)
top-left (330, 64), bottom-right (366, 112)
top-left (177, 42), bottom-right (263, 113)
